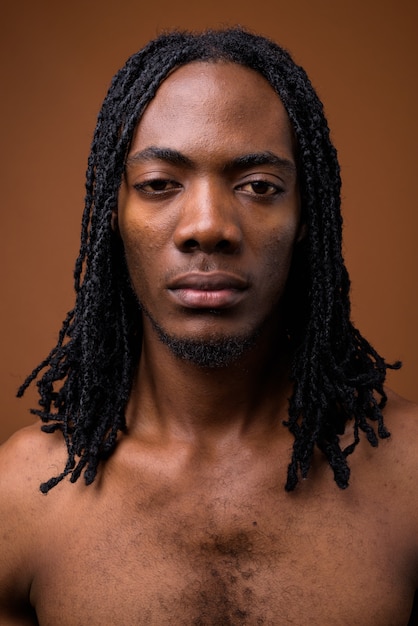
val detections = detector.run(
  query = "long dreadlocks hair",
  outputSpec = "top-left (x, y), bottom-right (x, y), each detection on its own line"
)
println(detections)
top-left (18, 27), bottom-right (400, 494)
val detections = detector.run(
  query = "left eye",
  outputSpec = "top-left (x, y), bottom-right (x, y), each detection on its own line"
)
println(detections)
top-left (238, 181), bottom-right (281, 196)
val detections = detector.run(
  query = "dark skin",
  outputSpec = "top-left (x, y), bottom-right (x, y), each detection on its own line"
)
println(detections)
top-left (1, 62), bottom-right (417, 625)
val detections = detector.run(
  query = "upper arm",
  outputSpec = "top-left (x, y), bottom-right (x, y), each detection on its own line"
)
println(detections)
top-left (0, 427), bottom-right (49, 623)
top-left (407, 591), bottom-right (418, 626)
top-left (382, 391), bottom-right (418, 586)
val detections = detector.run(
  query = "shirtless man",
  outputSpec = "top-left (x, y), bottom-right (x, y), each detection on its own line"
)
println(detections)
top-left (1, 28), bottom-right (417, 625)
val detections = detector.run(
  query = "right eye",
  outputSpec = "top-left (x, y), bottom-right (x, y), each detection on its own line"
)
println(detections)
top-left (133, 179), bottom-right (181, 195)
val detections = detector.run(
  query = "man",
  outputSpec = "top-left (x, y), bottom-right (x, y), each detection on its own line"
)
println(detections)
top-left (0, 28), bottom-right (417, 625)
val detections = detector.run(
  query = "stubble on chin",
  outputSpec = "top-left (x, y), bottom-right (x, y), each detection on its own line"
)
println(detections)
top-left (141, 306), bottom-right (260, 368)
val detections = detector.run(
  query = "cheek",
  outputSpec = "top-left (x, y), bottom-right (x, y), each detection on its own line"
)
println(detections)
top-left (118, 221), bottom-right (162, 293)
top-left (119, 204), bottom-right (176, 253)
top-left (120, 211), bottom-right (167, 258)
top-left (258, 226), bottom-right (300, 292)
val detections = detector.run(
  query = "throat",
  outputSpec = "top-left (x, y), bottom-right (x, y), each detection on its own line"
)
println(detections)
top-left (128, 333), bottom-right (293, 438)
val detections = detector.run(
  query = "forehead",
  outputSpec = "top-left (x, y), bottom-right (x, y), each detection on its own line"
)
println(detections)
top-left (128, 61), bottom-right (295, 162)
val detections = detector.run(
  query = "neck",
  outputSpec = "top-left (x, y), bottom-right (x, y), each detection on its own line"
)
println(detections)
top-left (125, 325), bottom-right (293, 444)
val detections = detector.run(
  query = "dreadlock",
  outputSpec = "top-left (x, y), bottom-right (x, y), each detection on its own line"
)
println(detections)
top-left (18, 27), bottom-right (400, 494)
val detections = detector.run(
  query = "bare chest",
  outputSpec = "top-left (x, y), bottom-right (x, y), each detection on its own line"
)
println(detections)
top-left (31, 477), bottom-right (415, 626)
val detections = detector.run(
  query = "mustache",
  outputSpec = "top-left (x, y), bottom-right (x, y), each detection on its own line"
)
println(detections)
top-left (164, 262), bottom-right (251, 283)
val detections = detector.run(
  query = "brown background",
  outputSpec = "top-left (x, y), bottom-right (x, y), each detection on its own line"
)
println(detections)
top-left (1, 0), bottom-right (417, 443)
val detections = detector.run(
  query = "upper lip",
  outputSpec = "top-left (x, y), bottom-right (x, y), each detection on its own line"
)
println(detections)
top-left (167, 272), bottom-right (249, 291)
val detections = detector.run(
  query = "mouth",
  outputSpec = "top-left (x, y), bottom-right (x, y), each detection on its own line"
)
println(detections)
top-left (166, 272), bottom-right (249, 309)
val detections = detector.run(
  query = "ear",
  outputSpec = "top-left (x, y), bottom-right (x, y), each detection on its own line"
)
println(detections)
top-left (111, 210), bottom-right (119, 232)
top-left (296, 221), bottom-right (307, 243)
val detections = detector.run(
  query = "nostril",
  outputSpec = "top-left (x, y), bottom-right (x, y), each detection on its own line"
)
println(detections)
top-left (180, 237), bottom-right (240, 253)
top-left (183, 238), bottom-right (199, 250)
top-left (216, 239), bottom-right (232, 252)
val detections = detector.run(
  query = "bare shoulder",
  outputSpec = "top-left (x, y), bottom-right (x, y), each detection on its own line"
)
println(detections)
top-left (0, 422), bottom-right (69, 538)
top-left (348, 388), bottom-right (418, 463)
top-left (384, 385), bottom-right (418, 419)
top-left (0, 421), bottom-right (67, 539)
top-left (350, 387), bottom-right (418, 522)
top-left (0, 422), bottom-right (67, 493)
top-left (0, 423), bottom-right (67, 622)
top-left (381, 387), bottom-right (418, 465)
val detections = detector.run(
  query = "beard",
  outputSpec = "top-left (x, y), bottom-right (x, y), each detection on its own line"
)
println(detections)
top-left (142, 306), bottom-right (260, 368)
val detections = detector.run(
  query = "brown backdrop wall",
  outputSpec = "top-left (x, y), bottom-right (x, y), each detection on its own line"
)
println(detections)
top-left (1, 0), bottom-right (417, 443)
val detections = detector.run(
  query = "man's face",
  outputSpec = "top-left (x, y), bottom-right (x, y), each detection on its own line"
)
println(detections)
top-left (116, 61), bottom-right (302, 365)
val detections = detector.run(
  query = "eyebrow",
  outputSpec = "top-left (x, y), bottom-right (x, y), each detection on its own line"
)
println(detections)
top-left (230, 151), bottom-right (296, 174)
top-left (126, 147), bottom-right (193, 168)
top-left (125, 146), bottom-right (296, 174)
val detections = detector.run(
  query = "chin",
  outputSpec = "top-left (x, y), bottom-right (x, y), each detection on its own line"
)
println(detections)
top-left (143, 307), bottom-right (261, 368)
top-left (158, 332), bottom-right (259, 368)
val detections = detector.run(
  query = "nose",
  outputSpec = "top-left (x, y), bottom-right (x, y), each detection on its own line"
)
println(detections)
top-left (173, 180), bottom-right (243, 254)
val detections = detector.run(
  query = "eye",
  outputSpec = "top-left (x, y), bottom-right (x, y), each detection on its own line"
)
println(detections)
top-left (133, 179), bottom-right (181, 195)
top-left (237, 180), bottom-right (283, 197)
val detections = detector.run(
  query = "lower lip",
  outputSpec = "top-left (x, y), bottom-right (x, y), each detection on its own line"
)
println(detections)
top-left (169, 288), bottom-right (245, 309)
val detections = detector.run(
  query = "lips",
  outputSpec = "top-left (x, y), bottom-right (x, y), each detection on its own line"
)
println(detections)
top-left (167, 272), bottom-right (249, 309)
